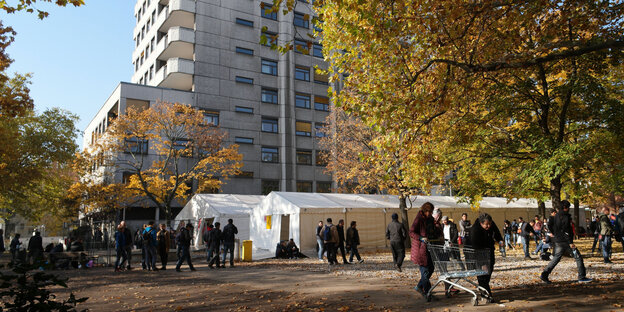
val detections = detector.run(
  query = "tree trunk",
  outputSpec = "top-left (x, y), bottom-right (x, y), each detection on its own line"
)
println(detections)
top-left (399, 194), bottom-right (411, 248)
top-left (549, 176), bottom-right (563, 211)
top-left (538, 200), bottom-right (546, 218)
top-left (573, 198), bottom-right (580, 228)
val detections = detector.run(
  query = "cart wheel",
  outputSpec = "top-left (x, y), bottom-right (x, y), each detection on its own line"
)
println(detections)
top-left (485, 297), bottom-right (492, 304)
top-left (472, 297), bottom-right (479, 306)
top-left (426, 294), bottom-right (432, 302)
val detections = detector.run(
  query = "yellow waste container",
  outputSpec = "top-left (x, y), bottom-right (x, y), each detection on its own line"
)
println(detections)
top-left (241, 240), bottom-right (253, 262)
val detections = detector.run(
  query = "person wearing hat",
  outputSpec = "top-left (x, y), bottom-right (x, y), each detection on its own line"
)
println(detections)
top-left (616, 204), bottom-right (624, 252)
top-left (386, 213), bottom-right (407, 272)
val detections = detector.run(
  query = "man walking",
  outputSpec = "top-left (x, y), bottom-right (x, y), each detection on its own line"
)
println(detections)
top-left (203, 223), bottom-right (214, 263)
top-left (346, 221), bottom-right (363, 263)
top-left (208, 222), bottom-right (222, 268)
top-left (142, 221), bottom-right (158, 271)
top-left (222, 219), bottom-right (238, 267)
top-left (114, 225), bottom-right (127, 272)
top-left (599, 207), bottom-right (615, 263)
top-left (386, 213), bottom-right (407, 272)
top-left (315, 220), bottom-right (325, 261)
top-left (27, 231), bottom-right (44, 266)
top-left (336, 220), bottom-right (350, 264)
top-left (120, 221), bottom-right (133, 270)
top-left (322, 218), bottom-right (339, 265)
top-left (176, 223), bottom-right (196, 271)
top-left (157, 223), bottom-right (170, 270)
top-left (541, 200), bottom-right (591, 284)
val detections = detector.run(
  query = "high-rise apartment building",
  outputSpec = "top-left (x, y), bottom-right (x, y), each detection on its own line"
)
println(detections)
top-left (84, 0), bottom-right (333, 213)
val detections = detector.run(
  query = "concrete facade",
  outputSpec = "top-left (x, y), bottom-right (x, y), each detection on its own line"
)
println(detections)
top-left (84, 0), bottom-right (333, 210)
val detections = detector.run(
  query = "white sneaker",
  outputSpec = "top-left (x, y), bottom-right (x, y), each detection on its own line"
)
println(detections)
top-left (319, 259), bottom-right (324, 262)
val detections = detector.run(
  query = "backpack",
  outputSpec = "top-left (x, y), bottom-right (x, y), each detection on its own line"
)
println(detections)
top-left (142, 228), bottom-right (153, 245)
top-left (323, 225), bottom-right (332, 241)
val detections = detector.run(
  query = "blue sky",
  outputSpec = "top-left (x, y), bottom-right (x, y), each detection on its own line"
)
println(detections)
top-left (3, 1), bottom-right (136, 146)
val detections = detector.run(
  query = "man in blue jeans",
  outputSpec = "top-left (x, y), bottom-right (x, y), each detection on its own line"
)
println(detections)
top-left (175, 223), bottom-right (196, 272)
top-left (598, 207), bottom-right (614, 263)
top-left (221, 219), bottom-right (238, 267)
top-left (315, 220), bottom-right (325, 261)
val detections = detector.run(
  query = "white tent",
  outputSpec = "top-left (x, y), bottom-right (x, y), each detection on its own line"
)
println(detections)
top-left (174, 194), bottom-right (263, 249)
top-left (250, 192), bottom-right (559, 252)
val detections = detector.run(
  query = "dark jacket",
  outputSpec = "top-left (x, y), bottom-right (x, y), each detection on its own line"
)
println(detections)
top-left (549, 210), bottom-right (575, 244)
top-left (177, 228), bottom-right (191, 247)
top-left (337, 225), bottom-right (346, 244)
top-left (123, 228), bottom-right (133, 247)
top-left (115, 230), bottom-right (125, 250)
top-left (222, 224), bottom-right (238, 244)
top-left (443, 221), bottom-right (459, 243)
top-left (346, 227), bottom-right (360, 246)
top-left (157, 229), bottom-right (171, 251)
top-left (519, 222), bottom-right (535, 237)
top-left (70, 240), bottom-right (84, 252)
top-left (10, 237), bottom-right (21, 253)
top-left (599, 214), bottom-right (614, 236)
top-left (616, 212), bottom-right (624, 236)
top-left (207, 228), bottom-right (222, 250)
top-left (28, 235), bottom-right (43, 251)
top-left (459, 219), bottom-right (471, 237)
top-left (386, 220), bottom-right (407, 243)
top-left (469, 220), bottom-right (502, 250)
top-left (410, 210), bottom-right (433, 266)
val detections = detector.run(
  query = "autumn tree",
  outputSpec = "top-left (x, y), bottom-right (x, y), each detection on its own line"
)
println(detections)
top-left (73, 102), bottom-right (243, 223)
top-left (319, 109), bottom-right (446, 243)
top-left (1, 0), bottom-right (85, 19)
top-left (271, 0), bottom-right (624, 211)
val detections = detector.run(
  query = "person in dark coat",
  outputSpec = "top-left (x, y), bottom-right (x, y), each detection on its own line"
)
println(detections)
top-left (469, 213), bottom-right (503, 300)
top-left (386, 213), bottom-right (407, 272)
top-left (0, 229), bottom-right (5, 256)
top-left (208, 222), bottom-right (223, 268)
top-left (541, 200), bottom-right (592, 284)
top-left (28, 231), bottom-right (44, 265)
top-left (120, 221), bottom-right (133, 270)
top-left (410, 202), bottom-right (440, 298)
top-left (9, 233), bottom-right (21, 263)
top-left (175, 224), bottom-right (196, 272)
top-left (286, 239), bottom-right (300, 259)
top-left (114, 225), bottom-right (127, 272)
top-left (346, 221), bottom-right (363, 263)
top-left (221, 219), bottom-right (238, 267)
top-left (336, 220), bottom-right (350, 264)
top-left (157, 223), bottom-right (171, 270)
top-left (275, 240), bottom-right (288, 259)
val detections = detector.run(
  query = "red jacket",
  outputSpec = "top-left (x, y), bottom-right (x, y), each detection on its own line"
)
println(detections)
top-left (410, 210), bottom-right (431, 266)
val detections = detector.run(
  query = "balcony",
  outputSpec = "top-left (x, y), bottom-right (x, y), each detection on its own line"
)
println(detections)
top-left (159, 0), bottom-right (195, 32)
top-left (157, 26), bottom-right (195, 61)
top-left (153, 57), bottom-right (194, 91)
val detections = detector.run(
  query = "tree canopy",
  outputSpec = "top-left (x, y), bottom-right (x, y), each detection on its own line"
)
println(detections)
top-left (71, 102), bottom-right (243, 223)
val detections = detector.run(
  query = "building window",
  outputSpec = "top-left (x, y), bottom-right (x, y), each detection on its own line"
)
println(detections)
top-left (203, 111), bottom-right (219, 126)
top-left (122, 171), bottom-right (134, 184)
top-left (316, 150), bottom-right (328, 166)
top-left (173, 139), bottom-right (192, 157)
top-left (314, 96), bottom-right (330, 111)
top-left (317, 181), bottom-right (332, 193)
top-left (314, 71), bottom-right (329, 85)
top-left (261, 117), bottom-right (278, 133)
top-left (261, 30), bottom-right (278, 46)
top-left (261, 179), bottom-right (280, 195)
top-left (296, 150), bottom-right (312, 165)
top-left (261, 3), bottom-right (277, 20)
top-left (296, 181), bottom-right (313, 192)
top-left (235, 76), bottom-right (254, 84)
top-left (235, 106), bottom-right (254, 114)
top-left (124, 137), bottom-right (148, 154)
top-left (315, 123), bottom-right (327, 137)
top-left (261, 59), bottom-right (278, 76)
top-left (235, 18), bottom-right (254, 27)
top-left (235, 137), bottom-right (254, 144)
top-left (261, 88), bottom-right (278, 104)
top-left (295, 93), bottom-right (311, 109)
top-left (293, 12), bottom-right (309, 28)
top-left (313, 43), bottom-right (323, 58)
top-left (261, 147), bottom-right (279, 163)
top-left (295, 66), bottom-right (310, 81)
top-left (236, 47), bottom-right (254, 56)
top-left (294, 39), bottom-right (309, 54)
top-left (295, 121), bottom-right (312, 136)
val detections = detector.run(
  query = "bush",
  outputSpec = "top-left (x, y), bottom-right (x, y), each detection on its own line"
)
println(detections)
top-left (0, 264), bottom-right (88, 311)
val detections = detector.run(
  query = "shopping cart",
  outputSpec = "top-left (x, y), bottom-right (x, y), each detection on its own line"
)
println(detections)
top-left (426, 244), bottom-right (492, 306)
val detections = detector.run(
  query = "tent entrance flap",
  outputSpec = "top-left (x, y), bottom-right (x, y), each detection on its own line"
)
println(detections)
top-left (280, 215), bottom-right (290, 241)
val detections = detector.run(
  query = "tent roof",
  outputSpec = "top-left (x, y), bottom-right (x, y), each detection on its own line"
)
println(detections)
top-left (269, 192), bottom-right (550, 210)
top-left (193, 194), bottom-right (264, 214)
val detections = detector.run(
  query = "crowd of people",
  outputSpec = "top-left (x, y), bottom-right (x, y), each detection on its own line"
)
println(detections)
top-left (393, 200), bottom-right (622, 302)
top-left (314, 218), bottom-right (364, 265)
